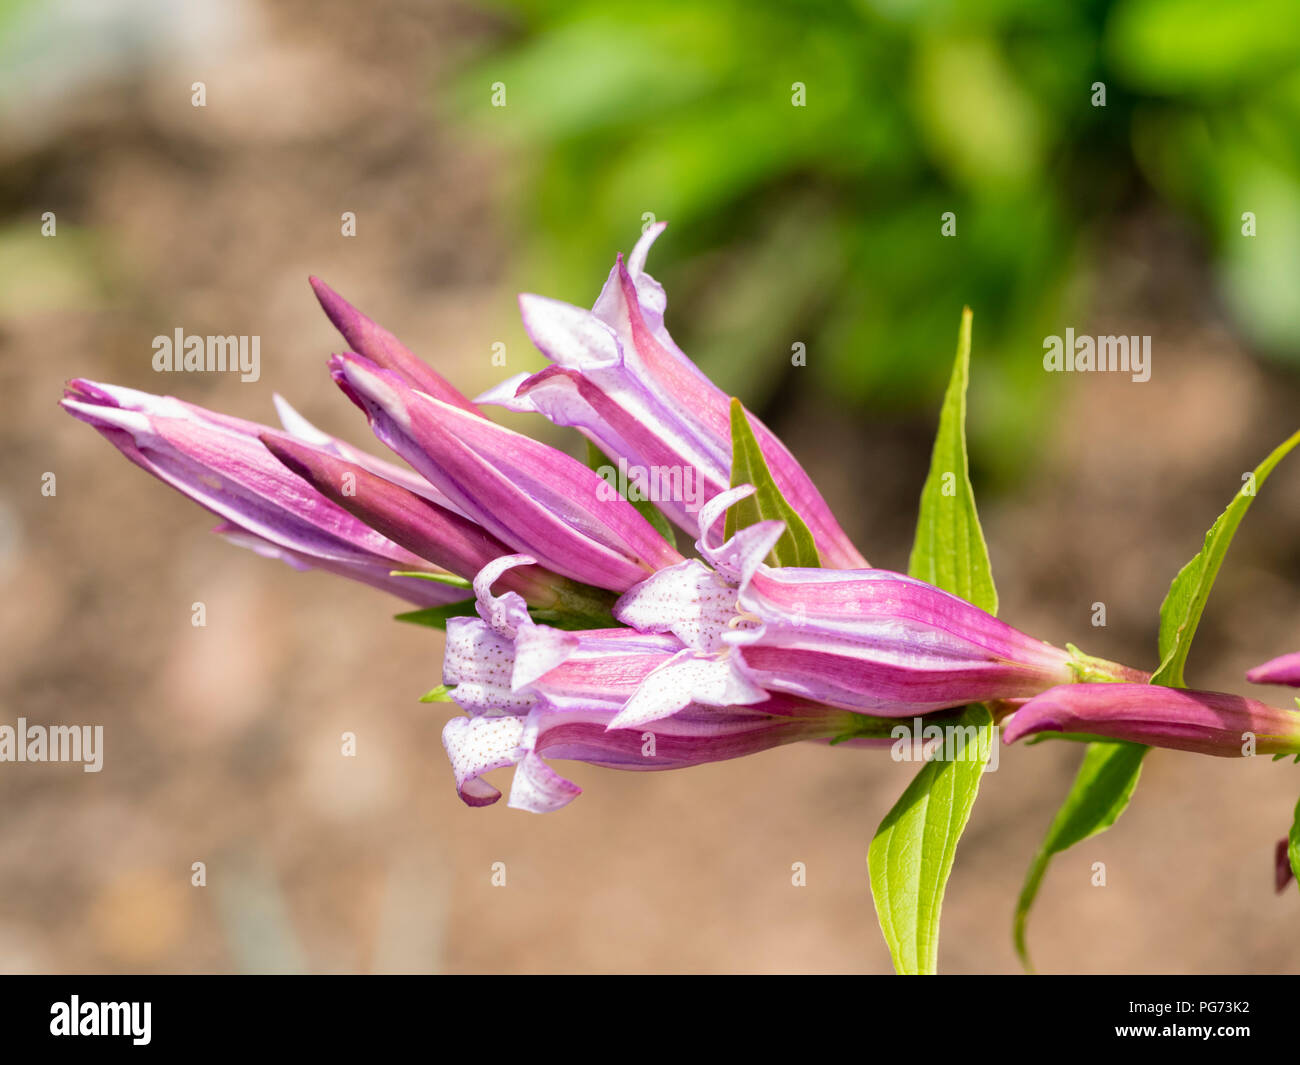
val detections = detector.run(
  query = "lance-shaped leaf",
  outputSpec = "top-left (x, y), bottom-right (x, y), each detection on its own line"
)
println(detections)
top-left (868, 703), bottom-right (993, 975)
top-left (394, 601), bottom-right (479, 629)
top-left (868, 308), bottom-right (996, 975)
top-left (906, 308), bottom-right (997, 615)
top-left (1156, 429), bottom-right (1300, 688)
top-left (1012, 428), bottom-right (1300, 970)
top-left (724, 398), bottom-right (820, 568)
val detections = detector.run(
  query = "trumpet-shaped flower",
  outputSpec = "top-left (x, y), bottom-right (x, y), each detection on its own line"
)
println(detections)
top-left (480, 223), bottom-right (868, 568)
top-left (611, 484), bottom-right (1105, 724)
top-left (443, 700), bottom-right (872, 813)
top-left (727, 567), bottom-right (1103, 715)
top-left (61, 238), bottom-right (1161, 828)
top-left (439, 559), bottom-right (873, 811)
top-left (439, 559), bottom-right (873, 806)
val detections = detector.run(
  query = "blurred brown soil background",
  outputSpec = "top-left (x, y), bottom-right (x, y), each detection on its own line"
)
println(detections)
top-left (0, 0), bottom-right (1298, 973)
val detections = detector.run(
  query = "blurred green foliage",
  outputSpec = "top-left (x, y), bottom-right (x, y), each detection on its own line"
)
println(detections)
top-left (453, 0), bottom-right (1300, 475)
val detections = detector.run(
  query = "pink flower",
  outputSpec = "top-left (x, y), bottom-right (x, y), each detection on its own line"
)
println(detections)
top-left (480, 224), bottom-right (868, 567)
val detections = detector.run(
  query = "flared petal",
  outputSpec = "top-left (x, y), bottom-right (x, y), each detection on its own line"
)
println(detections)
top-left (441, 715), bottom-right (525, 807)
top-left (606, 648), bottom-right (769, 730)
top-left (693, 484), bottom-right (784, 589)
top-left (439, 699), bottom-right (861, 812)
top-left (507, 750), bottom-right (584, 813)
top-left (614, 559), bottom-right (737, 652)
top-left (612, 487), bottom-right (781, 650)
top-left (499, 225), bottom-right (868, 567)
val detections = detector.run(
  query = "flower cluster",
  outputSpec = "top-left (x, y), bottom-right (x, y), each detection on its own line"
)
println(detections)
top-left (62, 225), bottom-right (1300, 817)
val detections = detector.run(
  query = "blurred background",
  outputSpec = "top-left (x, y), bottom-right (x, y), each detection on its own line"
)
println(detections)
top-left (1, 0), bottom-right (1299, 973)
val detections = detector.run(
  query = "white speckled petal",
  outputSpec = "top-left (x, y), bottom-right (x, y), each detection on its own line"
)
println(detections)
top-left (443, 617), bottom-right (537, 715)
top-left (606, 649), bottom-right (769, 730)
top-left (507, 751), bottom-right (582, 813)
top-left (613, 559), bottom-right (735, 652)
top-left (706, 519), bottom-right (784, 592)
top-left (693, 485), bottom-right (784, 590)
top-left (694, 484), bottom-right (754, 549)
top-left (473, 553), bottom-right (536, 637)
top-left (512, 622), bottom-right (581, 690)
top-left (441, 715), bottom-right (526, 807)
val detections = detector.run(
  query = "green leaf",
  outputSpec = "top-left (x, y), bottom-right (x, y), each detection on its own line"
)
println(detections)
top-left (1289, 797), bottom-right (1300, 897)
top-left (584, 440), bottom-right (676, 545)
top-left (866, 309), bottom-right (997, 976)
top-left (389, 570), bottom-right (473, 589)
top-left (525, 604), bottom-right (615, 631)
top-left (393, 600), bottom-right (477, 629)
top-left (1012, 741), bottom-right (1146, 972)
top-left (724, 397), bottom-right (820, 567)
top-left (1154, 428), bottom-right (1300, 687)
top-left (868, 703), bottom-right (994, 974)
top-left (1012, 429), bottom-right (1300, 970)
top-left (418, 684), bottom-right (455, 703)
top-left (906, 308), bottom-right (997, 614)
top-left (396, 598), bottom-right (616, 633)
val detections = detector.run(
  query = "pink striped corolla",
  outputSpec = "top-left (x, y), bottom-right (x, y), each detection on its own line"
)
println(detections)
top-left (612, 485), bottom-right (1088, 723)
top-left (478, 223), bottom-right (868, 568)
